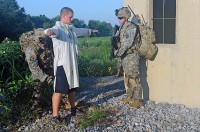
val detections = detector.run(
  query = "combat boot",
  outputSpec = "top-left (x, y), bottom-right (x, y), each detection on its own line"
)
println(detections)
top-left (120, 97), bottom-right (134, 103)
top-left (65, 101), bottom-right (78, 109)
top-left (119, 88), bottom-right (134, 103)
top-left (130, 100), bottom-right (143, 109)
top-left (130, 83), bottom-right (143, 109)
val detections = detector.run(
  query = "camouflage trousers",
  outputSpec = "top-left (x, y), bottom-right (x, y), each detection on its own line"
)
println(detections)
top-left (31, 81), bottom-right (68, 110)
top-left (31, 81), bottom-right (44, 110)
top-left (116, 58), bottom-right (122, 69)
top-left (116, 58), bottom-right (123, 76)
top-left (122, 52), bottom-right (142, 100)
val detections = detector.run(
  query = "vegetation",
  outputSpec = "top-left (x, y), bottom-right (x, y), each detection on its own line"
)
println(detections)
top-left (0, 0), bottom-right (33, 41)
top-left (0, 36), bottom-right (118, 128)
top-left (0, 0), bottom-right (117, 129)
top-left (0, 39), bottom-right (52, 126)
top-left (0, 0), bottom-right (114, 42)
top-left (79, 106), bottom-right (110, 130)
top-left (78, 37), bottom-right (117, 77)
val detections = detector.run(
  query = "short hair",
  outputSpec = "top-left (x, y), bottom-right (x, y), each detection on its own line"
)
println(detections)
top-left (60, 7), bottom-right (74, 17)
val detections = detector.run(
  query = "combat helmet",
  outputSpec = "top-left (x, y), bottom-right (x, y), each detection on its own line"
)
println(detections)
top-left (19, 28), bottom-right (46, 52)
top-left (115, 7), bottom-right (131, 19)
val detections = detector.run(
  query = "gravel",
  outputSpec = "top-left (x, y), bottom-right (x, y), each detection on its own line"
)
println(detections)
top-left (1, 76), bottom-right (200, 132)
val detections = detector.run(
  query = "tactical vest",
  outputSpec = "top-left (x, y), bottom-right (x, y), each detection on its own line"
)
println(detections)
top-left (119, 23), bottom-right (158, 61)
top-left (119, 23), bottom-right (139, 54)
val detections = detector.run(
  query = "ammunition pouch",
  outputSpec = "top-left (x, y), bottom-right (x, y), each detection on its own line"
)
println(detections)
top-left (126, 45), bottom-right (136, 54)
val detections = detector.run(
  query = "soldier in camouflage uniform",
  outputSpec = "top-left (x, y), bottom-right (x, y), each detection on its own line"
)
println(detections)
top-left (114, 7), bottom-right (143, 109)
top-left (19, 28), bottom-right (54, 110)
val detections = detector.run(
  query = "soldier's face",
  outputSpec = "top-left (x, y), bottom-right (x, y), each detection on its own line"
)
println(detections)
top-left (118, 17), bottom-right (125, 25)
top-left (63, 12), bottom-right (74, 24)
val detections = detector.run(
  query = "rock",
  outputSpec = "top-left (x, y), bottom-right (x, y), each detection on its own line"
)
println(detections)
top-left (8, 76), bottom-right (200, 132)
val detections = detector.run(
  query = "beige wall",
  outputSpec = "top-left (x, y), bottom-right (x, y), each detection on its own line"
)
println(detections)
top-left (124, 0), bottom-right (200, 108)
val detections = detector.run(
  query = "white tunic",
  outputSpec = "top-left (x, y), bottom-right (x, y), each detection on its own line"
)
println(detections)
top-left (44, 21), bottom-right (91, 90)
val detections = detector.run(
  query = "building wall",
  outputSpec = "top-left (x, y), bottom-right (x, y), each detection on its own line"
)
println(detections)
top-left (124, 0), bottom-right (200, 108)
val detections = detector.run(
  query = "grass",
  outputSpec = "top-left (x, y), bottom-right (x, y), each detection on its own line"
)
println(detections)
top-left (78, 37), bottom-right (118, 77)
top-left (79, 106), bottom-right (110, 130)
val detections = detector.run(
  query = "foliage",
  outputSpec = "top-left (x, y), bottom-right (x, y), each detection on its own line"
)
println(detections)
top-left (0, 77), bottom-right (53, 127)
top-left (78, 37), bottom-right (117, 77)
top-left (0, 38), bottom-right (31, 126)
top-left (0, 0), bottom-right (33, 42)
top-left (0, 0), bottom-right (114, 43)
top-left (88, 20), bottom-right (113, 37)
top-left (0, 38), bottom-right (28, 82)
top-left (0, 75), bottom-right (33, 125)
top-left (79, 106), bottom-right (110, 129)
top-left (72, 18), bottom-right (87, 28)
top-left (0, 38), bottom-right (53, 127)
top-left (30, 15), bottom-right (51, 29)
top-left (50, 15), bottom-right (60, 27)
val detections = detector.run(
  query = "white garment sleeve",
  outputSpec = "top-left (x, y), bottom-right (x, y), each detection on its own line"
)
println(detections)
top-left (73, 27), bottom-right (91, 37)
top-left (44, 26), bottom-right (60, 38)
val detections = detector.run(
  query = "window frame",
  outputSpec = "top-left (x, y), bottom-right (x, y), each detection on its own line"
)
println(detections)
top-left (152, 0), bottom-right (176, 44)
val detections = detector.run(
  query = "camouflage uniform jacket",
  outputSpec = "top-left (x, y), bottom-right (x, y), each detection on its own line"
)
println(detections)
top-left (25, 45), bottom-right (51, 82)
top-left (114, 23), bottom-right (140, 78)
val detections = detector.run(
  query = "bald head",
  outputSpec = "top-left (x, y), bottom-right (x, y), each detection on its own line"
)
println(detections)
top-left (60, 7), bottom-right (74, 17)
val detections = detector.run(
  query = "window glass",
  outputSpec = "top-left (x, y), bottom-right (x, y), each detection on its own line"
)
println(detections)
top-left (164, 19), bottom-right (176, 44)
top-left (153, 0), bottom-right (176, 44)
top-left (153, 19), bottom-right (163, 43)
top-left (153, 0), bottom-right (163, 18)
top-left (164, 0), bottom-right (176, 18)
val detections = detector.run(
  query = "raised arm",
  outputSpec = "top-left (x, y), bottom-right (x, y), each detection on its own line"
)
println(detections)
top-left (73, 27), bottom-right (91, 37)
top-left (44, 26), bottom-right (60, 38)
top-left (73, 27), bottom-right (98, 37)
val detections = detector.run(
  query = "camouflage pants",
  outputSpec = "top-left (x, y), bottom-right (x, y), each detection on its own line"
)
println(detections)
top-left (116, 58), bottom-right (122, 69)
top-left (116, 58), bottom-right (123, 76)
top-left (31, 81), bottom-right (44, 110)
top-left (122, 52), bottom-right (142, 100)
top-left (31, 81), bottom-right (68, 109)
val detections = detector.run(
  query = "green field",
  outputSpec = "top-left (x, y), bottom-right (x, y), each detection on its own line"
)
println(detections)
top-left (78, 37), bottom-right (117, 77)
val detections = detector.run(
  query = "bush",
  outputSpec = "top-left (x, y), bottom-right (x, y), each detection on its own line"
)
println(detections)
top-left (0, 39), bottom-right (53, 127)
top-left (0, 38), bottom-right (28, 82)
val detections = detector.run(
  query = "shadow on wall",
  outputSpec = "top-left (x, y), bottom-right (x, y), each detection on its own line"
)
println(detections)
top-left (140, 56), bottom-right (149, 101)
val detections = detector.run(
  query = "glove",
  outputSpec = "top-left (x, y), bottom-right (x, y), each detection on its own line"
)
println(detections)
top-left (46, 76), bottom-right (54, 84)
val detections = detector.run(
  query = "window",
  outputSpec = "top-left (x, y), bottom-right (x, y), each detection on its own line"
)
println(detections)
top-left (153, 0), bottom-right (176, 44)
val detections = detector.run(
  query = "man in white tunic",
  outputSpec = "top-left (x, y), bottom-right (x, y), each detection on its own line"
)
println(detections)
top-left (45, 7), bottom-right (98, 120)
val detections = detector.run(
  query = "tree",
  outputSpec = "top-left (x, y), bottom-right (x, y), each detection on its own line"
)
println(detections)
top-left (30, 15), bottom-right (51, 28)
top-left (50, 15), bottom-right (60, 27)
top-left (98, 22), bottom-right (113, 36)
top-left (88, 20), bottom-right (113, 37)
top-left (0, 0), bottom-right (33, 42)
top-left (72, 18), bottom-right (87, 28)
